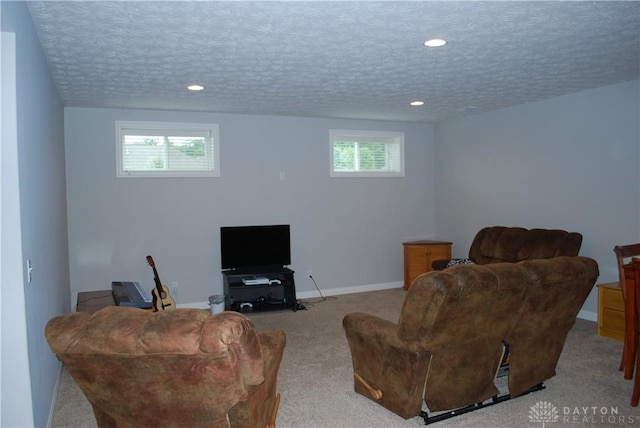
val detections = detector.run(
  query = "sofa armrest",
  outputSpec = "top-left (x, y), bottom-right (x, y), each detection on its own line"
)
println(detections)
top-left (343, 312), bottom-right (404, 347)
top-left (343, 313), bottom-right (431, 419)
top-left (229, 328), bottom-right (286, 428)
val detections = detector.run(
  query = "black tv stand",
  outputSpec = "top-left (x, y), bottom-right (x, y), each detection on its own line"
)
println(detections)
top-left (222, 267), bottom-right (298, 313)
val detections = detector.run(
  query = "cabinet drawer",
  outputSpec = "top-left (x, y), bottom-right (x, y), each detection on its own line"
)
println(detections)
top-left (597, 282), bottom-right (624, 341)
top-left (601, 307), bottom-right (625, 332)
top-left (602, 287), bottom-right (624, 311)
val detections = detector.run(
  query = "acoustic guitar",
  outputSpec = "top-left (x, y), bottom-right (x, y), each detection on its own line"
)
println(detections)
top-left (146, 255), bottom-right (176, 311)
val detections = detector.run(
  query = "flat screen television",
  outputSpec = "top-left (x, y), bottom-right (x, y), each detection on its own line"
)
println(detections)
top-left (220, 224), bottom-right (291, 271)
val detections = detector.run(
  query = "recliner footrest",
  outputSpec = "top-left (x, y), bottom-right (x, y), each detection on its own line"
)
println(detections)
top-left (419, 383), bottom-right (545, 425)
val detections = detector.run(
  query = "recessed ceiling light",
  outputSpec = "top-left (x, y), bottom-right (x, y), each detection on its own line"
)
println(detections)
top-left (410, 100), bottom-right (425, 106)
top-left (424, 38), bottom-right (447, 48)
top-left (187, 84), bottom-right (204, 91)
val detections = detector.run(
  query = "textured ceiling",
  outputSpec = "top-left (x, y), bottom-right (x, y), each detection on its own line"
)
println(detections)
top-left (26, 1), bottom-right (640, 123)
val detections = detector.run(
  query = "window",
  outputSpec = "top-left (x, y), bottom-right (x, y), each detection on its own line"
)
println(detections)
top-left (330, 129), bottom-right (404, 177)
top-left (116, 121), bottom-right (220, 177)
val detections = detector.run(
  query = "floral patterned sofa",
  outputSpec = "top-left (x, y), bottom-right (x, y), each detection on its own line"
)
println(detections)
top-left (45, 307), bottom-right (286, 428)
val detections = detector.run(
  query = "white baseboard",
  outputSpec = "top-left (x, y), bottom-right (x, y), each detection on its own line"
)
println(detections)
top-left (179, 282), bottom-right (599, 325)
top-left (296, 281), bottom-right (403, 300)
top-left (577, 309), bottom-right (597, 322)
top-left (178, 301), bottom-right (211, 310)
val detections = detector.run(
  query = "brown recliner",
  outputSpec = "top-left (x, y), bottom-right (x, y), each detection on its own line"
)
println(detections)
top-left (343, 256), bottom-right (598, 419)
top-left (45, 307), bottom-right (286, 428)
top-left (432, 226), bottom-right (583, 270)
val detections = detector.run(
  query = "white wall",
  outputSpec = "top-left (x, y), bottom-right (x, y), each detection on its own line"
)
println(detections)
top-left (1, 2), bottom-right (69, 427)
top-left (64, 83), bottom-right (640, 317)
top-left (1, 30), bottom-right (33, 428)
top-left (434, 80), bottom-right (640, 318)
top-left (64, 108), bottom-right (436, 306)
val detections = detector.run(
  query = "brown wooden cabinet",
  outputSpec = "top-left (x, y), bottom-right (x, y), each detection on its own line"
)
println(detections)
top-left (597, 282), bottom-right (624, 341)
top-left (403, 240), bottom-right (452, 290)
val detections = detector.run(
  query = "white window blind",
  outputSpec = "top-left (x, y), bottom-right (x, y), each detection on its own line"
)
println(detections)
top-left (116, 121), bottom-right (220, 177)
top-left (330, 129), bottom-right (405, 177)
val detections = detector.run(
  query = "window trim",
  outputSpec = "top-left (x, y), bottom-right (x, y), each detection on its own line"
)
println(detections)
top-left (329, 129), bottom-right (405, 178)
top-left (116, 121), bottom-right (220, 178)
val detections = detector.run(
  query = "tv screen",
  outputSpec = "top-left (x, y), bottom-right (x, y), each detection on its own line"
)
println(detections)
top-left (221, 224), bottom-right (291, 271)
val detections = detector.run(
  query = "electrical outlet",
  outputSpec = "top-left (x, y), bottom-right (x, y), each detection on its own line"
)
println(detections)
top-left (171, 281), bottom-right (178, 295)
top-left (308, 270), bottom-right (313, 278)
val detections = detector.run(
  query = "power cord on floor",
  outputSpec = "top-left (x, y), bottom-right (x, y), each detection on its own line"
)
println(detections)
top-left (300, 275), bottom-right (337, 309)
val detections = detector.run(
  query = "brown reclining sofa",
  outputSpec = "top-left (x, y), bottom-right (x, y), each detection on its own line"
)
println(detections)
top-left (432, 226), bottom-right (583, 270)
top-left (343, 256), bottom-right (598, 422)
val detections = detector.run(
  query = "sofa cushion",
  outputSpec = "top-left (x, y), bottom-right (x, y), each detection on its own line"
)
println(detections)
top-left (478, 226), bottom-right (527, 262)
top-left (506, 256), bottom-right (598, 396)
top-left (403, 262), bottom-right (530, 411)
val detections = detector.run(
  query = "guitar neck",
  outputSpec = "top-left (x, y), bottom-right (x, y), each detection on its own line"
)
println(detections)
top-left (151, 267), bottom-right (163, 293)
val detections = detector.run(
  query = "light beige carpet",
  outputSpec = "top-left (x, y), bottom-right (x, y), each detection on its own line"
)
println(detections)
top-left (53, 288), bottom-right (640, 427)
